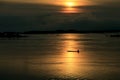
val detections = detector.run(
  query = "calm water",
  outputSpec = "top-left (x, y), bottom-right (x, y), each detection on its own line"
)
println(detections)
top-left (0, 33), bottom-right (120, 80)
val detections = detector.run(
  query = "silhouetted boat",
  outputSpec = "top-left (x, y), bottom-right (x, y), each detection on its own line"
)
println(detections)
top-left (67, 50), bottom-right (80, 53)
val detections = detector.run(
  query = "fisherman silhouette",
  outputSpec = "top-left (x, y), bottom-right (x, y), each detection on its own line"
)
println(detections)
top-left (67, 49), bottom-right (80, 53)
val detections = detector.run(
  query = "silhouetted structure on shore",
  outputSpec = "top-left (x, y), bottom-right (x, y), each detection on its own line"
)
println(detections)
top-left (0, 32), bottom-right (27, 38)
top-left (110, 34), bottom-right (120, 37)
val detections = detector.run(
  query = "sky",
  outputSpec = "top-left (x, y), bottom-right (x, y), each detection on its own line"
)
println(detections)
top-left (1, 0), bottom-right (120, 4)
top-left (0, 0), bottom-right (120, 32)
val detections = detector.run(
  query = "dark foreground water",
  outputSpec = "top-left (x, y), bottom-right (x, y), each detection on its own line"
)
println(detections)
top-left (0, 33), bottom-right (120, 80)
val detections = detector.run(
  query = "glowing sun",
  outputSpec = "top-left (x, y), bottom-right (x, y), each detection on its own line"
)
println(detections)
top-left (65, 2), bottom-right (75, 7)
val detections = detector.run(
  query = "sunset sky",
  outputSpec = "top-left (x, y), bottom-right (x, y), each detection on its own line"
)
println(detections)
top-left (0, 0), bottom-right (120, 31)
top-left (0, 0), bottom-right (120, 8)
top-left (1, 0), bottom-right (120, 4)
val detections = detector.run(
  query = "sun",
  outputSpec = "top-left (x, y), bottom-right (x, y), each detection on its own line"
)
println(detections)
top-left (65, 2), bottom-right (75, 7)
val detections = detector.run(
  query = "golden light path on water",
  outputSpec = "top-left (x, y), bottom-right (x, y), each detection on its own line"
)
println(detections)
top-left (27, 34), bottom-right (92, 78)
top-left (62, 34), bottom-right (79, 74)
top-left (60, 34), bottom-right (87, 75)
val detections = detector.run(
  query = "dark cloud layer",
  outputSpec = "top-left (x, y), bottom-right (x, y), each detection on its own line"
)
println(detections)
top-left (0, 2), bottom-right (120, 32)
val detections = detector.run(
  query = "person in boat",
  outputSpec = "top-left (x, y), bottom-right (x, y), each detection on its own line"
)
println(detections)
top-left (67, 49), bottom-right (80, 53)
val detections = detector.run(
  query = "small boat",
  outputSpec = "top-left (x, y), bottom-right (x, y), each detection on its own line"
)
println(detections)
top-left (67, 50), bottom-right (80, 53)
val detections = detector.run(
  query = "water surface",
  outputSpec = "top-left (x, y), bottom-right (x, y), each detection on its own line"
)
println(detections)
top-left (0, 33), bottom-right (120, 80)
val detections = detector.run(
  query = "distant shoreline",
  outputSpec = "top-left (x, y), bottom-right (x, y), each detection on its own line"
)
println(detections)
top-left (1, 30), bottom-right (120, 35)
top-left (23, 30), bottom-right (120, 34)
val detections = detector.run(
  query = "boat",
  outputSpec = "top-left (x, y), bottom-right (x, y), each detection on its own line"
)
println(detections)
top-left (67, 50), bottom-right (80, 53)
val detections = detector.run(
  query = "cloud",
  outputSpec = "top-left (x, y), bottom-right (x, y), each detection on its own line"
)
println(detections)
top-left (0, 2), bottom-right (120, 31)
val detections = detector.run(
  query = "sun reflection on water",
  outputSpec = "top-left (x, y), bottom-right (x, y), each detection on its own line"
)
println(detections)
top-left (28, 34), bottom-right (89, 77)
top-left (61, 33), bottom-right (80, 51)
top-left (60, 34), bottom-right (84, 74)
